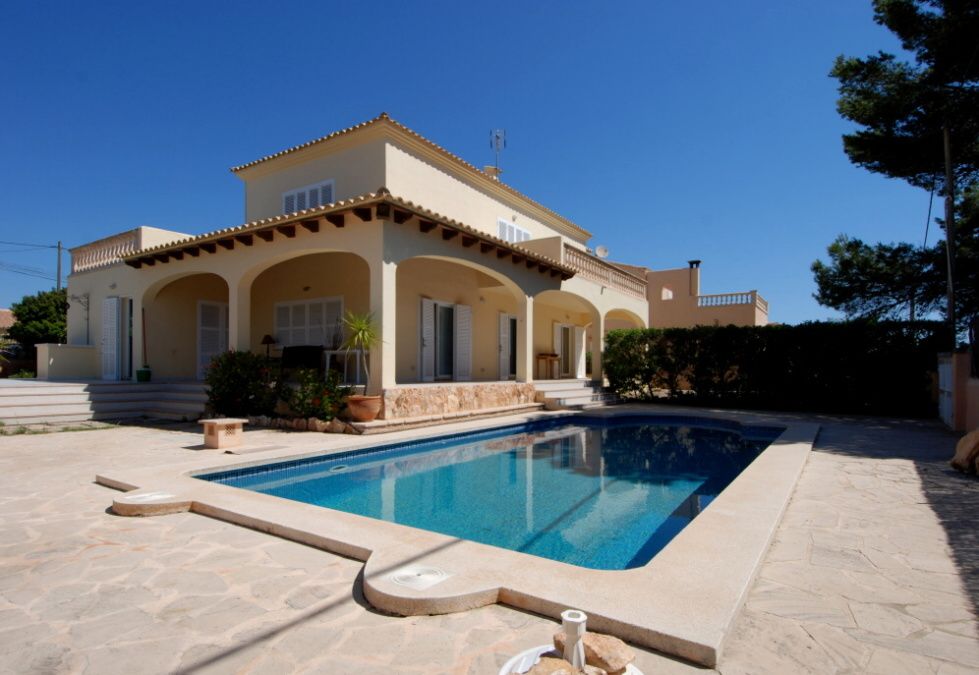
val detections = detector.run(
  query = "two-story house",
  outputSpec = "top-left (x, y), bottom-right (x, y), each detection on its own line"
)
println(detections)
top-left (57, 114), bottom-right (649, 420)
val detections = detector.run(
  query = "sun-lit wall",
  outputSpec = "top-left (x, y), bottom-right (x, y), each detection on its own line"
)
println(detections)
top-left (144, 273), bottom-right (228, 379)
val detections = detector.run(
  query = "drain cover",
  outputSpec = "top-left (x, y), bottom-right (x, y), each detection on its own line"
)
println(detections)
top-left (386, 565), bottom-right (453, 590)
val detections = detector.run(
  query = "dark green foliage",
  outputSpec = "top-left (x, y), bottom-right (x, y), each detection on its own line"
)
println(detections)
top-left (604, 322), bottom-right (947, 417)
top-left (821, 1), bottom-right (979, 335)
top-left (288, 368), bottom-right (351, 420)
top-left (204, 351), bottom-right (277, 417)
top-left (9, 288), bottom-right (67, 352)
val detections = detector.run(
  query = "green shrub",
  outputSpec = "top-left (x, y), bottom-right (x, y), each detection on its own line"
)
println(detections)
top-left (603, 321), bottom-right (945, 417)
top-left (9, 370), bottom-right (35, 379)
top-left (204, 351), bottom-right (276, 417)
top-left (288, 368), bottom-right (351, 420)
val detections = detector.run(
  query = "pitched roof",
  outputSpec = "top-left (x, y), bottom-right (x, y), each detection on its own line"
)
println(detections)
top-left (123, 188), bottom-right (576, 279)
top-left (229, 113), bottom-right (592, 240)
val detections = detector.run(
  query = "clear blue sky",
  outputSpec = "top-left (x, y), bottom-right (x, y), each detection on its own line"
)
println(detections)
top-left (0, 1), bottom-right (932, 324)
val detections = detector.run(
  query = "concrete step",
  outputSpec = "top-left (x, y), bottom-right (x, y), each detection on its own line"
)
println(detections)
top-left (551, 392), bottom-right (619, 408)
top-left (531, 379), bottom-right (594, 392)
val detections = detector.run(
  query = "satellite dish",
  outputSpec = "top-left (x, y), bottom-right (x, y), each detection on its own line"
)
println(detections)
top-left (595, 245), bottom-right (610, 259)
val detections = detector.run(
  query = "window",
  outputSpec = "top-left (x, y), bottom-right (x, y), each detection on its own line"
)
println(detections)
top-left (497, 218), bottom-right (531, 244)
top-left (420, 298), bottom-right (472, 382)
top-left (661, 286), bottom-right (674, 301)
top-left (283, 180), bottom-right (335, 214)
top-left (274, 297), bottom-right (343, 347)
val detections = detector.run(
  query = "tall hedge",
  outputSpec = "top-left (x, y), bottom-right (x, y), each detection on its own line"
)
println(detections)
top-left (603, 321), bottom-right (947, 417)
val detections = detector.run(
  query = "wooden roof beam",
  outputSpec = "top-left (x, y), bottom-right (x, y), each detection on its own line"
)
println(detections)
top-left (441, 228), bottom-right (458, 241)
top-left (480, 242), bottom-right (495, 254)
top-left (300, 219), bottom-right (319, 233)
top-left (419, 220), bottom-right (437, 233)
top-left (201, 242), bottom-right (217, 254)
top-left (184, 246), bottom-right (200, 257)
top-left (393, 209), bottom-right (412, 224)
top-left (234, 234), bottom-right (253, 246)
top-left (256, 230), bottom-right (274, 242)
top-left (461, 235), bottom-right (477, 248)
top-left (353, 207), bottom-right (372, 222)
top-left (276, 224), bottom-right (296, 238)
top-left (326, 213), bottom-right (344, 228)
top-left (218, 238), bottom-right (235, 250)
top-left (154, 253), bottom-right (171, 264)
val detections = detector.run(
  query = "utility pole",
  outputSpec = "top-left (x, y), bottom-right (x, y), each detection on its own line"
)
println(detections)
top-left (56, 241), bottom-right (63, 291)
top-left (942, 125), bottom-right (956, 348)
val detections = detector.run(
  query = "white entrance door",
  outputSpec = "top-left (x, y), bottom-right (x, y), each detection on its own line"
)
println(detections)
top-left (499, 313), bottom-right (517, 380)
top-left (420, 298), bottom-right (472, 382)
top-left (553, 324), bottom-right (586, 379)
top-left (198, 301), bottom-right (229, 379)
top-left (101, 296), bottom-right (120, 380)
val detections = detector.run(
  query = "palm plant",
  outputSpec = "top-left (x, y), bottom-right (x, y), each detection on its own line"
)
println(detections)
top-left (342, 311), bottom-right (379, 395)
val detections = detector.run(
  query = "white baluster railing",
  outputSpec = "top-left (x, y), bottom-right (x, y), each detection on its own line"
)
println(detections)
top-left (562, 245), bottom-right (647, 299)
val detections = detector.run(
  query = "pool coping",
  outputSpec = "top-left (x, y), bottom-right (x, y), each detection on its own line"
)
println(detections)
top-left (96, 405), bottom-right (817, 667)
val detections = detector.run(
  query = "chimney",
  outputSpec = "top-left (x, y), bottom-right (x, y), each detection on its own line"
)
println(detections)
top-left (483, 165), bottom-right (503, 181)
top-left (688, 260), bottom-right (701, 296)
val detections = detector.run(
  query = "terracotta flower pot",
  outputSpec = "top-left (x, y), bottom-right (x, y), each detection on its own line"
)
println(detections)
top-left (346, 395), bottom-right (382, 422)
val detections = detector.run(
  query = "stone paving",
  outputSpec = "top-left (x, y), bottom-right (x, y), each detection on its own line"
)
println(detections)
top-left (0, 412), bottom-right (976, 674)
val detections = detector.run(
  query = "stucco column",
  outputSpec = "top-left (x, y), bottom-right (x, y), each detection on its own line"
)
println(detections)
top-left (370, 259), bottom-right (398, 391)
top-left (591, 311), bottom-right (605, 385)
top-left (516, 294), bottom-right (534, 382)
top-left (228, 277), bottom-right (252, 352)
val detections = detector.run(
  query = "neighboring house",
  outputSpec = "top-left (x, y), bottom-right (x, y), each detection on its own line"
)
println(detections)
top-left (0, 309), bottom-right (13, 339)
top-left (610, 260), bottom-right (769, 329)
top-left (53, 114), bottom-right (649, 419)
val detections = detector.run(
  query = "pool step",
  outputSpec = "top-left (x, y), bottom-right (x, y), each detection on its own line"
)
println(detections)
top-left (532, 380), bottom-right (619, 410)
top-left (0, 380), bottom-right (207, 426)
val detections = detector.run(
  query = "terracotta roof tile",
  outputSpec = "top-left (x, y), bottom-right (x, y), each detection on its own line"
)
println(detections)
top-left (123, 189), bottom-right (575, 276)
top-left (229, 113), bottom-right (591, 240)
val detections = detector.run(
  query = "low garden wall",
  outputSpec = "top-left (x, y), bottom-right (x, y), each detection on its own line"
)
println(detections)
top-left (381, 382), bottom-right (537, 419)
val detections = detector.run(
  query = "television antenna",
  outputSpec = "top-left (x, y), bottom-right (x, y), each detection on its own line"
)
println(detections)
top-left (490, 129), bottom-right (506, 171)
top-left (595, 245), bottom-right (610, 259)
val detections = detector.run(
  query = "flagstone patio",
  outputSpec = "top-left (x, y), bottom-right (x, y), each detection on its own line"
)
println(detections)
top-left (0, 409), bottom-right (976, 674)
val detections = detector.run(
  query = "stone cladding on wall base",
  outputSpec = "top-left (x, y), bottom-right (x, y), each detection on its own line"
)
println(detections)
top-left (381, 382), bottom-right (537, 420)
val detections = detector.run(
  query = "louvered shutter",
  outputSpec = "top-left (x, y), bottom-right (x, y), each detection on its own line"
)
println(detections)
top-left (296, 191), bottom-right (307, 210)
top-left (275, 305), bottom-right (290, 345)
top-left (308, 301), bottom-right (325, 346)
top-left (420, 298), bottom-right (435, 382)
top-left (101, 297), bottom-right (119, 380)
top-left (321, 182), bottom-right (333, 204)
top-left (284, 194), bottom-right (296, 214)
top-left (454, 304), bottom-right (472, 381)
top-left (198, 302), bottom-right (228, 379)
top-left (498, 313), bottom-right (509, 380)
top-left (291, 304), bottom-right (306, 345)
top-left (574, 326), bottom-right (586, 378)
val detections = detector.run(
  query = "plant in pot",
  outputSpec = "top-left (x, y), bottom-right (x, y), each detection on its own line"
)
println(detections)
top-left (342, 311), bottom-right (382, 422)
top-left (136, 364), bottom-right (152, 382)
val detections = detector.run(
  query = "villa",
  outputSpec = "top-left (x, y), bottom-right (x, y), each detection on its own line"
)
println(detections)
top-left (47, 114), bottom-right (766, 421)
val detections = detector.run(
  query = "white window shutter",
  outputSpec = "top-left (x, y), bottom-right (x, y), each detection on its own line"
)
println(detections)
top-left (275, 305), bottom-right (290, 345)
top-left (284, 194), bottom-right (296, 214)
top-left (498, 220), bottom-right (507, 240)
top-left (574, 326), bottom-right (586, 379)
top-left (296, 191), bottom-right (307, 210)
top-left (498, 313), bottom-right (509, 380)
top-left (420, 298), bottom-right (435, 382)
top-left (454, 304), bottom-right (472, 381)
top-left (321, 182), bottom-right (333, 204)
top-left (198, 302), bottom-right (228, 379)
top-left (101, 297), bottom-right (119, 380)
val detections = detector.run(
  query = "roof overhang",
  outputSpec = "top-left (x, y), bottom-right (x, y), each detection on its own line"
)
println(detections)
top-left (122, 189), bottom-right (576, 281)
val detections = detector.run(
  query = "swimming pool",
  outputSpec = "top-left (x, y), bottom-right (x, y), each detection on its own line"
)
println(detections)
top-left (199, 416), bottom-right (783, 570)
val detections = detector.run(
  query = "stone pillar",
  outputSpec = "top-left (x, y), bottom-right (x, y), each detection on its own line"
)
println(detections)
top-left (516, 294), bottom-right (534, 382)
top-left (591, 311), bottom-right (605, 385)
top-left (370, 259), bottom-right (398, 391)
top-left (228, 276), bottom-right (251, 352)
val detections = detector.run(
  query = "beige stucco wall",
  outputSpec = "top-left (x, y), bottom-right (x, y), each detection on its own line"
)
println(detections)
top-left (145, 274), bottom-right (228, 379)
top-left (385, 140), bottom-right (587, 245)
top-left (647, 266), bottom-right (767, 328)
top-left (35, 344), bottom-right (97, 379)
top-left (249, 252), bottom-right (371, 351)
top-left (241, 138), bottom-right (387, 222)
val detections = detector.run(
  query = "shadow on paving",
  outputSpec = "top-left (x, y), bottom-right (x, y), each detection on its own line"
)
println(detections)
top-left (808, 414), bottom-right (979, 620)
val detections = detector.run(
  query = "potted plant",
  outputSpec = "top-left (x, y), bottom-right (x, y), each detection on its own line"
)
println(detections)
top-left (342, 311), bottom-right (382, 422)
top-left (136, 364), bottom-right (152, 382)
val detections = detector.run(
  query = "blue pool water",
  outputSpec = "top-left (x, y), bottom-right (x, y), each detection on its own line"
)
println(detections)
top-left (199, 416), bottom-right (782, 570)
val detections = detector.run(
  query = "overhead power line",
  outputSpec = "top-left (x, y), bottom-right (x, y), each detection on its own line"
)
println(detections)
top-left (0, 240), bottom-right (58, 249)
